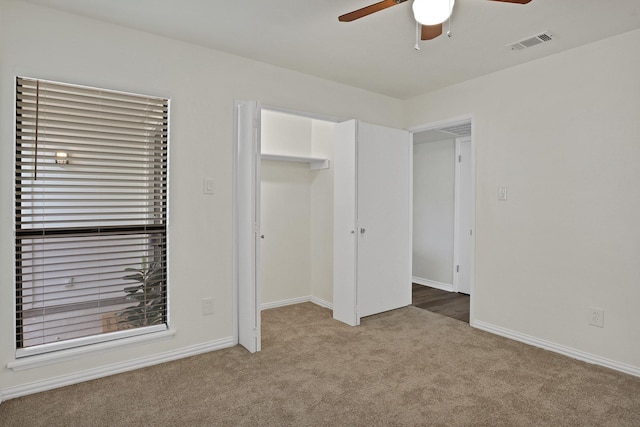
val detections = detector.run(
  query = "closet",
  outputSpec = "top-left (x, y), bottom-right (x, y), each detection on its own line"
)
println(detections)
top-left (259, 110), bottom-right (334, 309)
top-left (236, 106), bottom-right (412, 352)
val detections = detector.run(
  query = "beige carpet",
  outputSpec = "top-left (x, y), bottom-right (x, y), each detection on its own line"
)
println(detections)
top-left (1, 303), bottom-right (639, 426)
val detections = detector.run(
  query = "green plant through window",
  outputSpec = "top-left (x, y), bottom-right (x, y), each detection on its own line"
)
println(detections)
top-left (117, 257), bottom-right (166, 329)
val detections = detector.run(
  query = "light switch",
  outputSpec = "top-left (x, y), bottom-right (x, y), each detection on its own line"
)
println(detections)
top-left (498, 186), bottom-right (508, 201)
top-left (203, 178), bottom-right (215, 195)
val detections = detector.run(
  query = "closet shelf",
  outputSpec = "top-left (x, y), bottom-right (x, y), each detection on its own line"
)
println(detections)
top-left (261, 153), bottom-right (330, 170)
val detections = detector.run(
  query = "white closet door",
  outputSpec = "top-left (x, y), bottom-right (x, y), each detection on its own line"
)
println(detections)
top-left (333, 120), bottom-right (411, 325)
top-left (357, 122), bottom-right (412, 318)
top-left (332, 121), bottom-right (358, 325)
top-left (235, 100), bottom-right (261, 353)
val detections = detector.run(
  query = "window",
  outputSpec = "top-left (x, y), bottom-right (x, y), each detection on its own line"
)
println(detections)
top-left (15, 77), bottom-right (169, 356)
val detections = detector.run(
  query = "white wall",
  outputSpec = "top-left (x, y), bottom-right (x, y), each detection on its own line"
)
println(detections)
top-left (260, 159), bottom-right (312, 304)
top-left (404, 28), bottom-right (640, 372)
top-left (262, 110), bottom-right (313, 156)
top-left (412, 139), bottom-right (456, 286)
top-left (260, 111), bottom-right (313, 305)
top-left (0, 0), bottom-right (402, 395)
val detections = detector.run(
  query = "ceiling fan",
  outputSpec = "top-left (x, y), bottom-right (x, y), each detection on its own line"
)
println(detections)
top-left (339, 0), bottom-right (532, 41)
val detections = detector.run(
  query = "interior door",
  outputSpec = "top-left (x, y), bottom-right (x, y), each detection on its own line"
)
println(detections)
top-left (455, 137), bottom-right (472, 295)
top-left (235, 100), bottom-right (261, 352)
top-left (356, 122), bottom-right (412, 318)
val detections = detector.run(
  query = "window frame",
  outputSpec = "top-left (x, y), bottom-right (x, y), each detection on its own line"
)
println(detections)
top-left (14, 76), bottom-right (170, 358)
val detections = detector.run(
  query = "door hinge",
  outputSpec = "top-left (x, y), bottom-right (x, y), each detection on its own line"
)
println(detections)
top-left (456, 265), bottom-right (460, 273)
top-left (458, 155), bottom-right (462, 163)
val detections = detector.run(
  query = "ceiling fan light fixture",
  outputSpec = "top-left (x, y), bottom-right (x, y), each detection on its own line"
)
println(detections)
top-left (412, 0), bottom-right (455, 26)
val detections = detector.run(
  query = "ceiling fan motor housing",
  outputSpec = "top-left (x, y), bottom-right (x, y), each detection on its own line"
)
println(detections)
top-left (413, 0), bottom-right (456, 26)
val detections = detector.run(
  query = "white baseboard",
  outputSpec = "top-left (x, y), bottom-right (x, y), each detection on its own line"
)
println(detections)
top-left (4, 316), bottom-right (636, 404)
top-left (472, 320), bottom-right (640, 378)
top-left (8, 328), bottom-right (176, 372)
top-left (0, 337), bottom-right (235, 403)
top-left (261, 295), bottom-right (333, 311)
top-left (2, 297), bottom-right (335, 403)
top-left (261, 296), bottom-right (312, 310)
top-left (412, 276), bottom-right (454, 292)
top-left (309, 296), bottom-right (333, 310)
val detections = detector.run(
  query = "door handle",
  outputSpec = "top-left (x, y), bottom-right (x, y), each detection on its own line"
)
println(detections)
top-left (360, 227), bottom-right (366, 234)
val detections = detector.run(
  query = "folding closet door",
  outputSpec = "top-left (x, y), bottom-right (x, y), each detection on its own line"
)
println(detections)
top-left (333, 121), bottom-right (358, 325)
top-left (235, 100), bottom-right (261, 353)
top-left (333, 120), bottom-right (411, 326)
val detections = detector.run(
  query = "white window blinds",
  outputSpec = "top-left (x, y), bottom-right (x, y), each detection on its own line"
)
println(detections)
top-left (15, 77), bottom-right (169, 353)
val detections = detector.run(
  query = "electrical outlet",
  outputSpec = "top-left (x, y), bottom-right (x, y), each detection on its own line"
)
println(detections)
top-left (588, 307), bottom-right (604, 328)
top-left (202, 297), bottom-right (214, 316)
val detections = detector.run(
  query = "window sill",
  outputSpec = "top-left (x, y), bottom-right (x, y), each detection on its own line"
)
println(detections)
top-left (7, 328), bottom-right (176, 372)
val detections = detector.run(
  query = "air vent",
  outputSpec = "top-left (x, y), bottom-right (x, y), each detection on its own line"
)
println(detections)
top-left (439, 122), bottom-right (471, 137)
top-left (508, 31), bottom-right (553, 51)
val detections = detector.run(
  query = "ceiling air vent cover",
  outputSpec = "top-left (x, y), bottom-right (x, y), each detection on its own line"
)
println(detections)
top-left (439, 122), bottom-right (471, 137)
top-left (508, 31), bottom-right (553, 51)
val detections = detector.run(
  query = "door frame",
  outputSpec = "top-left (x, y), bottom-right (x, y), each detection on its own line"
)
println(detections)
top-left (408, 114), bottom-right (476, 323)
top-left (234, 101), bottom-right (345, 350)
top-left (453, 136), bottom-right (472, 295)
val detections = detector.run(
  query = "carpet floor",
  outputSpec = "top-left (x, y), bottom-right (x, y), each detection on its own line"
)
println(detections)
top-left (1, 303), bottom-right (639, 426)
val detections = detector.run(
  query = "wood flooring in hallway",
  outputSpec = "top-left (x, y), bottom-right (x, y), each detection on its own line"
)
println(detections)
top-left (412, 283), bottom-right (470, 323)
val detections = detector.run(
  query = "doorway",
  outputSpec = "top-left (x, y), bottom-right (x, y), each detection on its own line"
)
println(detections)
top-left (410, 118), bottom-right (474, 322)
top-left (259, 109), bottom-right (335, 310)
top-left (234, 101), bottom-right (339, 353)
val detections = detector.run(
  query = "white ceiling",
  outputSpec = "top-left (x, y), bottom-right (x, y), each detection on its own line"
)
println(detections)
top-left (22, 0), bottom-right (640, 99)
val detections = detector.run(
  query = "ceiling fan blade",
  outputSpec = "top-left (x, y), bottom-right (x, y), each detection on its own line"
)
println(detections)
top-left (339, 0), bottom-right (408, 22)
top-left (488, 0), bottom-right (532, 4)
top-left (421, 24), bottom-right (443, 41)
